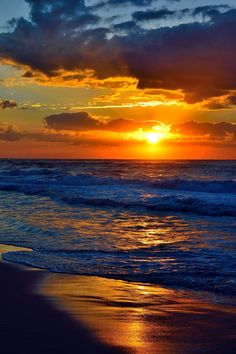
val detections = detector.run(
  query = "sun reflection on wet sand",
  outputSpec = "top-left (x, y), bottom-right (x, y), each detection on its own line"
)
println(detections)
top-left (40, 274), bottom-right (236, 354)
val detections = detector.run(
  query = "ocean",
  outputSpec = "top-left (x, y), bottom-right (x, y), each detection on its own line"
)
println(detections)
top-left (0, 159), bottom-right (235, 297)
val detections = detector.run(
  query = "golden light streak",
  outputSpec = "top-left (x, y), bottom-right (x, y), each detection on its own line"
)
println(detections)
top-left (70, 99), bottom-right (184, 110)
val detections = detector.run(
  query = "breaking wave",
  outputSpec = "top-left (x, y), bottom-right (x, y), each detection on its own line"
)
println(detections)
top-left (0, 173), bottom-right (235, 217)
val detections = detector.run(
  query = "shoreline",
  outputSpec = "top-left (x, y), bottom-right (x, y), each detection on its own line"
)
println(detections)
top-left (2, 242), bottom-right (236, 300)
top-left (1, 243), bottom-right (236, 353)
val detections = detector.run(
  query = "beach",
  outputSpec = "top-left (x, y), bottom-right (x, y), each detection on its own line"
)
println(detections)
top-left (1, 245), bottom-right (236, 354)
top-left (0, 254), bottom-right (126, 354)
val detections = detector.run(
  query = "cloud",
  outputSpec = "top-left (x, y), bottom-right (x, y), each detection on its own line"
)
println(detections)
top-left (0, 125), bottom-right (22, 141)
top-left (45, 112), bottom-right (103, 131)
top-left (171, 121), bottom-right (236, 141)
top-left (128, 10), bottom-right (236, 103)
top-left (91, 0), bottom-right (155, 9)
top-left (1, 1), bottom-right (236, 103)
top-left (200, 92), bottom-right (236, 110)
top-left (113, 21), bottom-right (139, 33)
top-left (0, 121), bottom-right (139, 146)
top-left (91, 0), bottom-right (180, 11)
top-left (108, 0), bottom-right (153, 6)
top-left (0, 98), bottom-right (17, 109)
top-left (178, 5), bottom-right (231, 20)
top-left (44, 111), bottom-right (156, 131)
top-left (132, 9), bottom-right (175, 21)
top-left (191, 5), bottom-right (230, 18)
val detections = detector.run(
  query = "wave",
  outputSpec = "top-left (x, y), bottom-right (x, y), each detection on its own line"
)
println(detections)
top-left (51, 174), bottom-right (236, 194)
top-left (0, 179), bottom-right (235, 217)
top-left (150, 178), bottom-right (236, 194)
top-left (0, 161), bottom-right (236, 218)
top-left (1, 166), bottom-right (236, 193)
top-left (3, 248), bottom-right (236, 295)
top-left (61, 194), bottom-right (236, 217)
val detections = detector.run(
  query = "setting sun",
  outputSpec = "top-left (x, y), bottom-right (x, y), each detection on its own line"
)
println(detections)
top-left (127, 124), bottom-right (171, 145)
top-left (146, 132), bottom-right (162, 144)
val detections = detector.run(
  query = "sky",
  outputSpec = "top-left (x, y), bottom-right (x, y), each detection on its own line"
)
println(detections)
top-left (0, 0), bottom-right (235, 159)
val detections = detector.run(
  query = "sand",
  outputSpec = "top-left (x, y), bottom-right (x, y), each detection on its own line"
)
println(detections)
top-left (0, 245), bottom-right (126, 354)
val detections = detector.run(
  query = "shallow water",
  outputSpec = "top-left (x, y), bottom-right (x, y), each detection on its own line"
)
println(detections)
top-left (0, 160), bottom-right (235, 296)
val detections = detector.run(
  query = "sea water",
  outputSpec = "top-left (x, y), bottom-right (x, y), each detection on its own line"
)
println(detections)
top-left (0, 160), bottom-right (235, 296)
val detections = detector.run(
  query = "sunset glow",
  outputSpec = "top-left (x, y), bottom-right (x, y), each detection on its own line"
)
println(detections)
top-left (146, 124), bottom-right (171, 144)
top-left (0, 0), bottom-right (235, 159)
top-left (128, 124), bottom-right (172, 145)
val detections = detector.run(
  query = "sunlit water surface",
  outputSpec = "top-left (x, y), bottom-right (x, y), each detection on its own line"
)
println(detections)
top-left (0, 160), bottom-right (235, 297)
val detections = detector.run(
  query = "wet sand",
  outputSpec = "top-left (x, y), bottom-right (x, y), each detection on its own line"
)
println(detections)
top-left (0, 246), bottom-right (126, 354)
top-left (0, 245), bottom-right (236, 354)
top-left (40, 273), bottom-right (236, 354)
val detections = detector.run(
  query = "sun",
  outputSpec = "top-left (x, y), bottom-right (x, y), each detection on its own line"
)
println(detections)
top-left (127, 124), bottom-right (171, 145)
top-left (146, 132), bottom-right (161, 144)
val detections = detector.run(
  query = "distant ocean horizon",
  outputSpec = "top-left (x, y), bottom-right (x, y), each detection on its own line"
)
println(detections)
top-left (0, 159), bottom-right (235, 300)
top-left (0, 158), bottom-right (235, 160)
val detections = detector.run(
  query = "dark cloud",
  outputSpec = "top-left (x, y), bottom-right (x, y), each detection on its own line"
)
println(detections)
top-left (192, 5), bottom-right (230, 18)
top-left (22, 71), bottom-right (34, 78)
top-left (171, 121), bottom-right (236, 141)
top-left (113, 21), bottom-right (139, 33)
top-left (126, 10), bottom-right (236, 102)
top-left (26, 0), bottom-right (86, 18)
top-left (0, 99), bottom-right (17, 109)
top-left (108, 0), bottom-right (154, 6)
top-left (45, 112), bottom-right (156, 132)
top-left (1, 1), bottom-right (236, 103)
top-left (91, 0), bottom-right (180, 11)
top-left (202, 92), bottom-right (236, 110)
top-left (227, 94), bottom-right (236, 105)
top-left (91, 0), bottom-right (154, 10)
top-left (23, 0), bottom-right (100, 30)
top-left (0, 125), bottom-right (22, 141)
top-left (179, 5), bottom-right (231, 19)
top-left (203, 101), bottom-right (228, 110)
top-left (45, 112), bottom-right (103, 131)
top-left (132, 9), bottom-right (175, 21)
